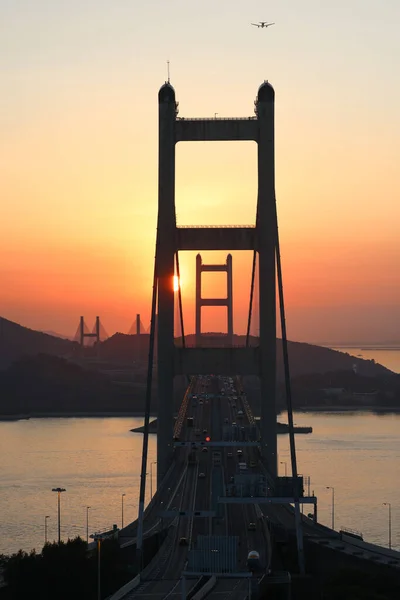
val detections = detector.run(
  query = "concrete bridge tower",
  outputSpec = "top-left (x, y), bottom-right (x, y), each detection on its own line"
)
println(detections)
top-left (195, 253), bottom-right (233, 347)
top-left (156, 81), bottom-right (277, 484)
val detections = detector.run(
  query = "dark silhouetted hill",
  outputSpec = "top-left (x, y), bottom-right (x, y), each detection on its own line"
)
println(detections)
top-left (99, 332), bottom-right (149, 363)
top-left (98, 332), bottom-right (392, 378)
top-left (0, 317), bottom-right (75, 369)
top-left (1, 318), bottom-right (393, 379)
top-left (0, 354), bottom-right (139, 415)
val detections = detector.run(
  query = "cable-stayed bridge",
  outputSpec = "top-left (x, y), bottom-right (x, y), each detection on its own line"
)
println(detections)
top-left (72, 315), bottom-right (150, 346)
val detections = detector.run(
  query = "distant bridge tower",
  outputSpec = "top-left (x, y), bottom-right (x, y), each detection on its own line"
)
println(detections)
top-left (156, 80), bottom-right (277, 483)
top-left (79, 316), bottom-right (100, 346)
top-left (195, 253), bottom-right (233, 347)
top-left (128, 314), bottom-right (149, 335)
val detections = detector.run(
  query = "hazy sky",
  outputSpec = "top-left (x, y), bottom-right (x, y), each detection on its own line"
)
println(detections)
top-left (1, 0), bottom-right (399, 343)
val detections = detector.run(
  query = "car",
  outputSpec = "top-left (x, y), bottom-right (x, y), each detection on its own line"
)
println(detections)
top-left (201, 447), bottom-right (208, 453)
top-left (179, 537), bottom-right (188, 546)
top-left (248, 523), bottom-right (256, 531)
top-left (198, 472), bottom-right (206, 478)
top-left (237, 449), bottom-right (243, 456)
top-left (202, 429), bottom-right (207, 434)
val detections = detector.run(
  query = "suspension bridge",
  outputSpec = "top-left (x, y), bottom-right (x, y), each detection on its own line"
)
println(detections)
top-left (84, 80), bottom-right (400, 599)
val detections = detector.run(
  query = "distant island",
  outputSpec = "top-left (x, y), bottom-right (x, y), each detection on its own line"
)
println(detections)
top-left (0, 316), bottom-right (399, 418)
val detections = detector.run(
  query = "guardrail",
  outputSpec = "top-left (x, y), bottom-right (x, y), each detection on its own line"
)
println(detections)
top-left (174, 378), bottom-right (194, 439)
top-left (191, 575), bottom-right (217, 600)
top-left (141, 517), bottom-right (179, 581)
top-left (187, 576), bottom-right (209, 600)
top-left (238, 379), bottom-right (256, 427)
top-left (108, 574), bottom-right (141, 600)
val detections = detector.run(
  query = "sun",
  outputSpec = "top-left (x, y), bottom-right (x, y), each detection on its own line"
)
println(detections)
top-left (173, 275), bottom-right (180, 292)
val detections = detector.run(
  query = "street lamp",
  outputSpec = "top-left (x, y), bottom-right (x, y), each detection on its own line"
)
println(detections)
top-left (280, 461), bottom-right (287, 477)
top-left (90, 534), bottom-right (104, 600)
top-left (44, 515), bottom-right (50, 544)
top-left (86, 506), bottom-right (91, 544)
top-left (383, 502), bottom-right (392, 549)
top-left (51, 487), bottom-right (66, 543)
top-left (326, 486), bottom-right (335, 530)
top-left (121, 494), bottom-right (126, 529)
top-left (151, 462), bottom-right (157, 500)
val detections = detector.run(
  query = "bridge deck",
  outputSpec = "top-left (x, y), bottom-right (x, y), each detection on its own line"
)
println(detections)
top-left (113, 375), bottom-right (399, 600)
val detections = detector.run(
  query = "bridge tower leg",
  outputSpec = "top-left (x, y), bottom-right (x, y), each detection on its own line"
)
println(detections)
top-left (95, 315), bottom-right (100, 344)
top-left (257, 84), bottom-right (277, 478)
top-left (79, 316), bottom-right (84, 347)
top-left (195, 254), bottom-right (202, 348)
top-left (226, 253), bottom-right (233, 346)
top-left (156, 83), bottom-right (177, 485)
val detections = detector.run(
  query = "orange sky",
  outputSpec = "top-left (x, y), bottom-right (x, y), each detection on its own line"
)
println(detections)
top-left (1, 1), bottom-right (399, 344)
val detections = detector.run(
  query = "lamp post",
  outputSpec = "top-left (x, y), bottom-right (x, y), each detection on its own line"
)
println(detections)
top-left (44, 515), bottom-right (50, 544)
top-left (86, 506), bottom-right (91, 544)
top-left (326, 486), bottom-right (335, 530)
top-left (90, 534), bottom-right (103, 600)
top-left (383, 502), bottom-right (392, 549)
top-left (280, 461), bottom-right (287, 477)
top-left (151, 462), bottom-right (157, 500)
top-left (52, 487), bottom-right (66, 543)
top-left (121, 494), bottom-right (126, 529)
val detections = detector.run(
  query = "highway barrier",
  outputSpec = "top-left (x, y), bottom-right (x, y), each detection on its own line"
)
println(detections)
top-left (186, 576), bottom-right (209, 600)
top-left (108, 574), bottom-right (141, 600)
top-left (140, 518), bottom-right (178, 581)
top-left (191, 575), bottom-right (216, 600)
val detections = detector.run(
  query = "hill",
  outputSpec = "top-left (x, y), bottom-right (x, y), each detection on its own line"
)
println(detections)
top-left (98, 332), bottom-right (392, 378)
top-left (0, 318), bottom-right (394, 379)
top-left (0, 317), bottom-right (75, 369)
top-left (0, 354), bottom-right (141, 416)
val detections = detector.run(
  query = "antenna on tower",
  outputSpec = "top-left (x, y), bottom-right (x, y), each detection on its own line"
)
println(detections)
top-left (167, 60), bottom-right (170, 83)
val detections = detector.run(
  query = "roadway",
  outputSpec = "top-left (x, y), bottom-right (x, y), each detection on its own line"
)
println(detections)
top-left (115, 373), bottom-right (399, 600)
top-left (118, 374), bottom-right (271, 600)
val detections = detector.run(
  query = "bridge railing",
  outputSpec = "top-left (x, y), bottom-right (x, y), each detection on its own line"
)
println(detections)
top-left (174, 377), bottom-right (194, 440)
top-left (140, 517), bottom-right (179, 581)
top-left (236, 376), bottom-right (256, 426)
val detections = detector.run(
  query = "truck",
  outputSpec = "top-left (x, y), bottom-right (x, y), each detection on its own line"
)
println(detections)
top-left (238, 461), bottom-right (247, 471)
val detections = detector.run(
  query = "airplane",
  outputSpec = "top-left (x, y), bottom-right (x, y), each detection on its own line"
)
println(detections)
top-left (251, 21), bottom-right (275, 28)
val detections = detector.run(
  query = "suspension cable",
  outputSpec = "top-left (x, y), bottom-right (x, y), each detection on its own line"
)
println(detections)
top-left (246, 250), bottom-right (257, 347)
top-left (274, 202), bottom-right (305, 575)
top-left (175, 251), bottom-right (186, 348)
top-left (136, 230), bottom-right (159, 574)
